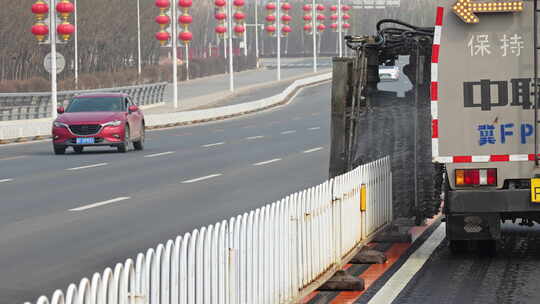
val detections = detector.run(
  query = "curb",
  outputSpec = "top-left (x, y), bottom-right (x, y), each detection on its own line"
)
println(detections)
top-left (145, 78), bottom-right (330, 130)
top-left (299, 214), bottom-right (443, 304)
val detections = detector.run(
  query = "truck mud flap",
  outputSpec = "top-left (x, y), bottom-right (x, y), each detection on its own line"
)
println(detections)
top-left (446, 214), bottom-right (501, 240)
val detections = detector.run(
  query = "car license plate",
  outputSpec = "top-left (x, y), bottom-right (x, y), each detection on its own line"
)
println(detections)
top-left (531, 178), bottom-right (540, 203)
top-left (76, 137), bottom-right (94, 145)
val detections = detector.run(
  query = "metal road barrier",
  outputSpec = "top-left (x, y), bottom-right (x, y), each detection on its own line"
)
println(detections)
top-left (27, 157), bottom-right (392, 304)
top-left (0, 83), bottom-right (167, 121)
top-left (0, 73), bottom-right (331, 143)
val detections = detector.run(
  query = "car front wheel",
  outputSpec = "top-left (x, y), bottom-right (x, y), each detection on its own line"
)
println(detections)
top-left (54, 145), bottom-right (66, 155)
top-left (117, 125), bottom-right (130, 153)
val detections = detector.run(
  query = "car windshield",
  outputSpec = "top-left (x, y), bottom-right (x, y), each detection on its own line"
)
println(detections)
top-left (66, 97), bottom-right (124, 113)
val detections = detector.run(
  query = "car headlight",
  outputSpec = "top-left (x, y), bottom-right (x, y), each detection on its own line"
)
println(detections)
top-left (53, 121), bottom-right (69, 128)
top-left (102, 120), bottom-right (122, 127)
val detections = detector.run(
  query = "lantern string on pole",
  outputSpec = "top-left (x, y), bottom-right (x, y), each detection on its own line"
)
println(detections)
top-left (31, 0), bottom-right (75, 118)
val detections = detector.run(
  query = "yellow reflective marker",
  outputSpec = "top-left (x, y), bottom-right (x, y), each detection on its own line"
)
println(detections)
top-left (453, 0), bottom-right (523, 24)
top-left (531, 178), bottom-right (540, 203)
top-left (360, 184), bottom-right (367, 211)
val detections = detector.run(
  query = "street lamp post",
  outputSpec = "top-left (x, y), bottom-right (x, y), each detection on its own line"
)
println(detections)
top-left (74, 0), bottom-right (78, 88)
top-left (276, 0), bottom-right (281, 81)
top-left (254, 0), bottom-right (259, 65)
top-left (50, 5), bottom-right (58, 119)
top-left (312, 0), bottom-right (317, 73)
top-left (227, 0), bottom-right (234, 91)
top-left (137, 0), bottom-right (142, 77)
top-left (172, 0), bottom-right (179, 108)
top-left (338, 0), bottom-right (342, 57)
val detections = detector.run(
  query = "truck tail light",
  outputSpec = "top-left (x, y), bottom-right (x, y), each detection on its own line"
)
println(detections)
top-left (455, 169), bottom-right (497, 186)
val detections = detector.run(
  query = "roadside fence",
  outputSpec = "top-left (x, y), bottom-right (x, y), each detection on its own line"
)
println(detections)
top-left (27, 157), bottom-right (392, 304)
top-left (0, 83), bottom-right (167, 121)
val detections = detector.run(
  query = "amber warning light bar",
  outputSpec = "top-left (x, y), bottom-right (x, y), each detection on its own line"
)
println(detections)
top-left (453, 0), bottom-right (523, 24)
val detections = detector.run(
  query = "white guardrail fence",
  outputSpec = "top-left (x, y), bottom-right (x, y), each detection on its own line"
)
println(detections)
top-left (0, 73), bottom-right (331, 142)
top-left (28, 157), bottom-right (392, 304)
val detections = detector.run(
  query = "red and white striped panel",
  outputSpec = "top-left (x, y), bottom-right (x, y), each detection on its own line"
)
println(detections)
top-left (430, 7), bottom-right (534, 164)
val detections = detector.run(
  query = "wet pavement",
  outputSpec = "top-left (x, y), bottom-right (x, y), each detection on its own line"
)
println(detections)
top-left (392, 223), bottom-right (540, 304)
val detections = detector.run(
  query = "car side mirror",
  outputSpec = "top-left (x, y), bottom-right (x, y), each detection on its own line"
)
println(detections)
top-left (57, 106), bottom-right (65, 114)
top-left (128, 105), bottom-right (139, 113)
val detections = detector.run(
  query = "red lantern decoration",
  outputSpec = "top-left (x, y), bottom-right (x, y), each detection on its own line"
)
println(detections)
top-left (281, 15), bottom-right (292, 23)
top-left (302, 4), bottom-right (311, 11)
top-left (179, 15), bottom-right (193, 24)
top-left (234, 11), bottom-right (246, 21)
top-left (316, 4), bottom-right (325, 11)
top-left (215, 25), bottom-right (227, 34)
top-left (178, 0), bottom-right (192, 8)
top-left (303, 24), bottom-right (312, 32)
top-left (266, 15), bottom-right (276, 22)
top-left (179, 31), bottom-right (193, 44)
top-left (155, 0), bottom-right (170, 9)
top-left (56, 0), bottom-right (74, 19)
top-left (156, 30), bottom-right (170, 43)
top-left (32, 1), bottom-right (49, 20)
top-left (282, 25), bottom-right (292, 33)
top-left (215, 0), bottom-right (226, 7)
top-left (342, 5), bottom-right (351, 11)
top-left (330, 14), bottom-right (338, 21)
top-left (233, 0), bottom-right (244, 6)
top-left (317, 24), bottom-right (326, 32)
top-left (302, 15), bottom-right (311, 21)
top-left (234, 25), bottom-right (245, 34)
top-left (155, 14), bottom-right (171, 26)
top-left (316, 14), bottom-right (325, 21)
top-left (215, 12), bottom-right (227, 20)
top-left (330, 5), bottom-right (337, 11)
top-left (265, 3), bottom-right (276, 10)
top-left (281, 2), bottom-right (291, 10)
top-left (342, 14), bottom-right (350, 20)
top-left (330, 23), bottom-right (338, 31)
top-left (31, 22), bottom-right (49, 42)
top-left (266, 25), bottom-right (276, 33)
top-left (57, 21), bottom-right (75, 41)
top-left (342, 23), bottom-right (350, 29)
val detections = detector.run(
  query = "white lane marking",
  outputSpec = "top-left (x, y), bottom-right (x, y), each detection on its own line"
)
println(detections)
top-left (69, 196), bottom-right (131, 211)
top-left (311, 112), bottom-right (321, 116)
top-left (202, 142), bottom-right (225, 148)
top-left (303, 147), bottom-right (324, 153)
top-left (281, 130), bottom-right (297, 135)
top-left (66, 163), bottom-right (108, 171)
top-left (243, 125), bottom-right (257, 129)
top-left (368, 223), bottom-right (446, 304)
top-left (144, 151), bottom-right (175, 158)
top-left (0, 155), bottom-right (27, 161)
top-left (253, 158), bottom-right (282, 166)
top-left (246, 135), bottom-right (264, 140)
top-left (292, 117), bottom-right (302, 120)
top-left (213, 129), bottom-right (225, 132)
top-left (0, 178), bottom-right (14, 183)
top-left (182, 173), bottom-right (222, 183)
top-left (308, 127), bottom-right (321, 130)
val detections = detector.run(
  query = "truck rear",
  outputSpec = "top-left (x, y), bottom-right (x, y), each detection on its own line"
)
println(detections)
top-left (434, 0), bottom-right (540, 252)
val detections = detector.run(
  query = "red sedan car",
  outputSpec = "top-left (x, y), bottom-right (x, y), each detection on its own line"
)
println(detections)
top-left (52, 93), bottom-right (145, 154)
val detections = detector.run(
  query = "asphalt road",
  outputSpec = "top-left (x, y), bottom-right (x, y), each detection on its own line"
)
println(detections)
top-left (162, 57), bottom-right (332, 109)
top-left (0, 83), bottom-right (331, 303)
top-left (391, 223), bottom-right (540, 304)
